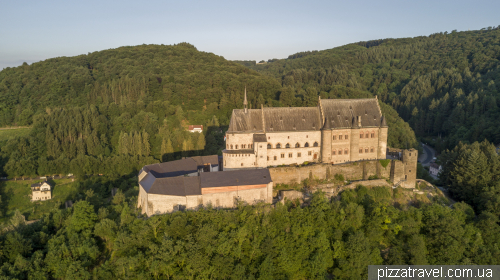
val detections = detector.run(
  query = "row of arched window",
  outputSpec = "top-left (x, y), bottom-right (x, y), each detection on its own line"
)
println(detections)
top-left (332, 149), bottom-right (349, 155)
top-left (267, 142), bottom-right (318, 149)
top-left (360, 131), bottom-right (376, 139)
top-left (226, 144), bottom-right (253, 149)
top-left (359, 147), bottom-right (375, 153)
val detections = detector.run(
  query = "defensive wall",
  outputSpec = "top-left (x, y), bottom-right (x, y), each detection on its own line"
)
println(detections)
top-left (269, 148), bottom-right (417, 188)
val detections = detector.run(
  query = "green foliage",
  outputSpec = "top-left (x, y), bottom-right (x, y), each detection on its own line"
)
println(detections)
top-left (379, 159), bottom-right (391, 168)
top-left (0, 176), bottom-right (499, 278)
top-left (439, 140), bottom-right (500, 215)
top-left (334, 173), bottom-right (345, 181)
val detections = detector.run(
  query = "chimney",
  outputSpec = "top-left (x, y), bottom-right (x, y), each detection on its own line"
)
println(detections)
top-left (357, 116), bottom-right (362, 127)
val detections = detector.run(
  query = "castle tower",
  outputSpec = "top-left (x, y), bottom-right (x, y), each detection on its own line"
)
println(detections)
top-left (243, 86), bottom-right (248, 114)
top-left (401, 148), bottom-right (418, 188)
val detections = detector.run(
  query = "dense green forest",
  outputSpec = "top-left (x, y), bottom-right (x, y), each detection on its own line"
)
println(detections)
top-left (2, 179), bottom-right (500, 279)
top-left (0, 42), bottom-right (414, 178)
top-left (252, 27), bottom-right (500, 151)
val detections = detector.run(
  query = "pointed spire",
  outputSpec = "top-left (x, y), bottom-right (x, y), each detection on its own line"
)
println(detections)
top-left (243, 86), bottom-right (248, 113)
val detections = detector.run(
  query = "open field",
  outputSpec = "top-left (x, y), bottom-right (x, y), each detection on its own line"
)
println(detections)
top-left (0, 178), bottom-right (79, 223)
top-left (0, 127), bottom-right (32, 141)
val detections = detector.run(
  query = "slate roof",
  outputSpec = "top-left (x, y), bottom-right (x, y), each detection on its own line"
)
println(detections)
top-left (141, 174), bottom-right (201, 196)
top-left (320, 98), bottom-right (386, 129)
top-left (141, 155), bottom-right (218, 178)
top-left (201, 169), bottom-right (272, 189)
top-left (140, 168), bottom-right (272, 196)
top-left (227, 98), bottom-right (386, 133)
top-left (31, 181), bottom-right (51, 189)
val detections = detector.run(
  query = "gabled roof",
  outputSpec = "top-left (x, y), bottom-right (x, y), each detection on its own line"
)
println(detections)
top-left (320, 98), bottom-right (386, 129)
top-left (31, 181), bottom-right (51, 189)
top-left (141, 155), bottom-right (218, 178)
top-left (140, 168), bottom-right (272, 196)
top-left (227, 97), bottom-right (386, 133)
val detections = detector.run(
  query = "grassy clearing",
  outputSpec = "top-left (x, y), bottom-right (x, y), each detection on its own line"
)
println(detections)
top-left (0, 127), bottom-right (31, 141)
top-left (0, 178), bottom-right (79, 223)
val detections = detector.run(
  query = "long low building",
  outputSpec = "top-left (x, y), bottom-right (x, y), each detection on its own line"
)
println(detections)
top-left (138, 156), bottom-right (273, 216)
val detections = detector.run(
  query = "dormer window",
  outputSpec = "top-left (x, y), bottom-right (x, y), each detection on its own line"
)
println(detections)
top-left (285, 143), bottom-right (290, 148)
top-left (276, 143), bottom-right (281, 149)
top-left (295, 143), bottom-right (300, 148)
top-left (305, 142), bottom-right (309, 147)
top-left (267, 143), bottom-right (271, 149)
top-left (313, 142), bottom-right (319, 147)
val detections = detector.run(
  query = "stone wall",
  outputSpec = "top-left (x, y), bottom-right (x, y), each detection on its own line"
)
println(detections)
top-left (142, 182), bottom-right (273, 216)
top-left (269, 160), bottom-right (392, 185)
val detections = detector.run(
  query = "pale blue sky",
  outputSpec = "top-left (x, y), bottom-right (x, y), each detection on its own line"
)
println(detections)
top-left (1, 0), bottom-right (499, 69)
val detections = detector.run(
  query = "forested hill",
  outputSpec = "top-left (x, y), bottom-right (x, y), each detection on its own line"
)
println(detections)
top-left (0, 43), bottom-right (281, 126)
top-left (252, 27), bottom-right (500, 150)
top-left (0, 42), bottom-right (415, 178)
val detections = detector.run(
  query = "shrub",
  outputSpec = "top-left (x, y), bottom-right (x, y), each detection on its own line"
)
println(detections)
top-left (379, 159), bottom-right (391, 168)
top-left (334, 173), bottom-right (344, 181)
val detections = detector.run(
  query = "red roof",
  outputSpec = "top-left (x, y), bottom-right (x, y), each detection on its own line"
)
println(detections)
top-left (188, 125), bottom-right (203, 130)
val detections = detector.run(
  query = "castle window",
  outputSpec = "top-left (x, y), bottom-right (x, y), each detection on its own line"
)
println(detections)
top-left (230, 144), bottom-right (233, 149)
top-left (339, 135), bottom-right (343, 140)
top-left (267, 143), bottom-right (272, 149)
top-left (365, 148), bottom-right (369, 153)
top-left (274, 156), bottom-right (277, 160)
top-left (285, 143), bottom-right (290, 148)
top-left (332, 150), bottom-right (336, 155)
top-left (338, 149), bottom-right (342, 155)
top-left (295, 143), bottom-right (300, 148)
top-left (250, 144), bottom-right (253, 149)
top-left (305, 142), bottom-right (309, 147)
top-left (313, 142), bottom-right (318, 147)
top-left (276, 143), bottom-right (281, 149)
top-left (345, 135), bottom-right (349, 140)
top-left (409, 153), bottom-right (411, 156)
top-left (409, 170), bottom-right (411, 172)
top-left (288, 153), bottom-right (292, 158)
top-left (281, 153), bottom-right (285, 158)
top-left (360, 133), bottom-right (364, 138)
top-left (306, 135), bottom-right (308, 138)
top-left (267, 156), bottom-right (269, 161)
top-left (288, 136), bottom-right (290, 139)
top-left (370, 147), bottom-right (374, 153)
top-left (365, 131), bottom-right (369, 138)
top-left (241, 163), bottom-right (243, 166)
top-left (333, 135), bottom-right (337, 140)
top-left (235, 145), bottom-right (238, 149)
top-left (345, 149), bottom-right (349, 155)
top-left (371, 132), bottom-right (375, 138)
top-left (242, 144), bottom-right (246, 148)
top-left (359, 148), bottom-right (363, 153)
top-left (297, 152), bottom-right (301, 157)
top-left (308, 151), bottom-right (312, 156)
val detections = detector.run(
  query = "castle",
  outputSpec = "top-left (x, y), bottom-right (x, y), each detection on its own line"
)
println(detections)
top-left (223, 89), bottom-right (388, 169)
top-left (137, 91), bottom-right (418, 216)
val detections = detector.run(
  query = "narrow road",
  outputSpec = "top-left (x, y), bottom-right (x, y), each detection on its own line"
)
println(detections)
top-left (418, 143), bottom-right (435, 167)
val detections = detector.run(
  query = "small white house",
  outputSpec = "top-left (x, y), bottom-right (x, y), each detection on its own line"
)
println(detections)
top-left (31, 181), bottom-right (52, 201)
top-left (429, 163), bottom-right (442, 176)
top-left (188, 125), bottom-right (203, 133)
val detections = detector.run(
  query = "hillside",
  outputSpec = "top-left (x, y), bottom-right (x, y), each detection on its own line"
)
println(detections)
top-left (0, 43), bottom-right (416, 178)
top-left (251, 28), bottom-right (500, 150)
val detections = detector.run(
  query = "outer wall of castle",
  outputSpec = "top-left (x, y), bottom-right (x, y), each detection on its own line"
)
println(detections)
top-left (139, 182), bottom-right (273, 216)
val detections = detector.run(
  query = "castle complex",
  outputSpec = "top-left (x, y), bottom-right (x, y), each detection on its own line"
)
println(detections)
top-left (137, 90), bottom-right (418, 216)
top-left (223, 89), bottom-right (388, 169)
